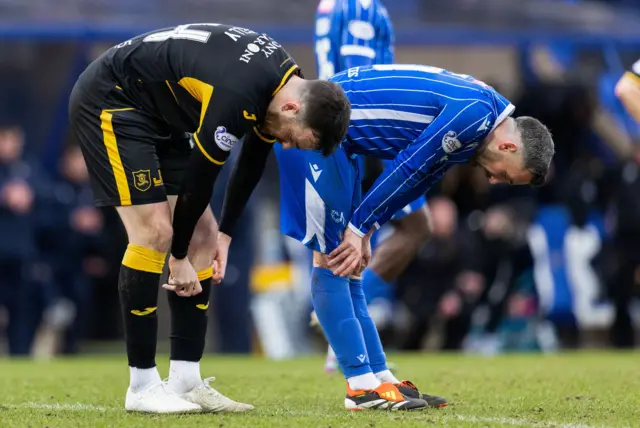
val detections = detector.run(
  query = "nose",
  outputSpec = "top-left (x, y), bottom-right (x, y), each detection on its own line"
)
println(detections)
top-left (488, 176), bottom-right (502, 185)
top-left (281, 141), bottom-right (292, 150)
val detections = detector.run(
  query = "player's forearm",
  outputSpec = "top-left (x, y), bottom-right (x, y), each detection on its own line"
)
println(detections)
top-left (351, 166), bottom-right (432, 234)
top-left (591, 108), bottom-right (633, 159)
top-left (218, 140), bottom-right (273, 237)
top-left (616, 74), bottom-right (640, 125)
top-left (171, 155), bottom-right (223, 259)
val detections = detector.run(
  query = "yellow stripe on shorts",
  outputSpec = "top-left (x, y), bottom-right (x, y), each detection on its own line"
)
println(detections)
top-left (100, 108), bottom-right (135, 206)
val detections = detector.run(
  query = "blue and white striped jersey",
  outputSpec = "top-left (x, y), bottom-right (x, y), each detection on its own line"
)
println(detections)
top-left (330, 64), bottom-right (516, 235)
top-left (314, 0), bottom-right (394, 79)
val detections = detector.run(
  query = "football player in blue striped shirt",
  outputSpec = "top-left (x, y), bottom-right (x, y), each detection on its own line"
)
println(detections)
top-left (220, 63), bottom-right (554, 410)
top-left (313, 0), bottom-right (432, 378)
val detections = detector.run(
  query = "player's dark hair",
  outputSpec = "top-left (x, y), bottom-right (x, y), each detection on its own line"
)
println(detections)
top-left (515, 116), bottom-right (555, 186)
top-left (301, 80), bottom-right (351, 156)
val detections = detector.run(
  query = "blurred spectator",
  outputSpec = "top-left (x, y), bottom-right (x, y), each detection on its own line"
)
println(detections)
top-left (396, 197), bottom-right (481, 350)
top-left (0, 124), bottom-right (41, 355)
top-left (33, 145), bottom-right (108, 355)
top-left (599, 147), bottom-right (640, 348)
top-left (464, 205), bottom-right (537, 354)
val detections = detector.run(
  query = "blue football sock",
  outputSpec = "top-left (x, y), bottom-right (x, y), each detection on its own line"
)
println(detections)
top-left (350, 277), bottom-right (389, 374)
top-left (311, 267), bottom-right (371, 378)
top-left (362, 268), bottom-right (394, 305)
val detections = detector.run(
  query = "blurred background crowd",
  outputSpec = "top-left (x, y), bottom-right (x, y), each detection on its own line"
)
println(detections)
top-left (1, 0), bottom-right (640, 360)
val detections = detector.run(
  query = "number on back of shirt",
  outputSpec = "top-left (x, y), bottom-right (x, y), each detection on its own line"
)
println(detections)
top-left (142, 24), bottom-right (221, 44)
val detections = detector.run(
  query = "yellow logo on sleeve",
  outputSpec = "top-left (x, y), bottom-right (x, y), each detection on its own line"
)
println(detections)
top-left (243, 110), bottom-right (257, 121)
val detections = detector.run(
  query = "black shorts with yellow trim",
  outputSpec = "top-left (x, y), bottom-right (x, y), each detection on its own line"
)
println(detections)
top-left (70, 80), bottom-right (191, 207)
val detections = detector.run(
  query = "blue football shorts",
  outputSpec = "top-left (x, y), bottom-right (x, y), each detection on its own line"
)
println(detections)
top-left (275, 144), bottom-right (361, 254)
top-left (275, 147), bottom-right (427, 254)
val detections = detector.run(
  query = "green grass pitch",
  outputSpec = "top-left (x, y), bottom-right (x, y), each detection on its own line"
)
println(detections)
top-left (0, 352), bottom-right (638, 427)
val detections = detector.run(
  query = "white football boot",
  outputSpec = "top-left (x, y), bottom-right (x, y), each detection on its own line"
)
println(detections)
top-left (125, 381), bottom-right (201, 413)
top-left (178, 377), bottom-right (255, 413)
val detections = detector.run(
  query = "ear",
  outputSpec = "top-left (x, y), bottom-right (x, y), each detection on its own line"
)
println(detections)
top-left (498, 141), bottom-right (518, 152)
top-left (281, 101), bottom-right (300, 113)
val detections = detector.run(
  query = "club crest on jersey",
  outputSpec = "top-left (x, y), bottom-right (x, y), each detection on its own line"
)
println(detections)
top-left (442, 131), bottom-right (462, 153)
top-left (132, 170), bottom-right (152, 192)
top-left (214, 126), bottom-right (239, 152)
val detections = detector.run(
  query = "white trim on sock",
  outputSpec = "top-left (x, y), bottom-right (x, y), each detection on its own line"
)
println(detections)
top-left (129, 367), bottom-right (161, 392)
top-left (375, 369), bottom-right (400, 384)
top-left (348, 372), bottom-right (381, 390)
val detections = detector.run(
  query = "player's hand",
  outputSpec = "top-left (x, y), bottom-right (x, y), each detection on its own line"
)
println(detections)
top-left (360, 234), bottom-right (372, 273)
top-left (163, 256), bottom-right (202, 297)
top-left (328, 227), bottom-right (362, 277)
top-left (212, 232), bottom-right (232, 284)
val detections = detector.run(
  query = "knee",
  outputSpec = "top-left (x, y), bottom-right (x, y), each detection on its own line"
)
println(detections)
top-left (132, 214), bottom-right (173, 253)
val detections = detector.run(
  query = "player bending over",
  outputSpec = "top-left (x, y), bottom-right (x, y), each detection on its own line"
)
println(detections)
top-left (69, 23), bottom-right (350, 414)
top-left (214, 63), bottom-right (554, 411)
top-left (615, 58), bottom-right (640, 123)
top-left (313, 0), bottom-right (432, 376)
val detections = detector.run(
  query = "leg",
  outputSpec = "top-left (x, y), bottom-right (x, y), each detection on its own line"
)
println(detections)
top-left (357, 201), bottom-right (431, 375)
top-left (355, 199), bottom-right (447, 407)
top-left (116, 203), bottom-right (201, 413)
top-left (161, 141), bottom-right (253, 412)
top-left (166, 195), bottom-right (216, 389)
top-left (610, 253), bottom-right (635, 348)
top-left (312, 252), bottom-right (376, 386)
top-left (116, 202), bottom-right (172, 385)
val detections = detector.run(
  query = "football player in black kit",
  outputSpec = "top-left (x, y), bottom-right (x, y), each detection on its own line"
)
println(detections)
top-left (69, 23), bottom-right (351, 413)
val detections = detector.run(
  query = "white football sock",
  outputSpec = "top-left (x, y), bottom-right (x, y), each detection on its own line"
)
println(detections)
top-left (375, 369), bottom-right (400, 384)
top-left (129, 366), bottom-right (161, 393)
top-left (167, 360), bottom-right (202, 393)
top-left (347, 373), bottom-right (381, 391)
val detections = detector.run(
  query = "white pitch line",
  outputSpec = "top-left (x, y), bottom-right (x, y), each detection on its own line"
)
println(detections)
top-left (4, 402), bottom-right (107, 411)
top-left (454, 415), bottom-right (611, 428)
